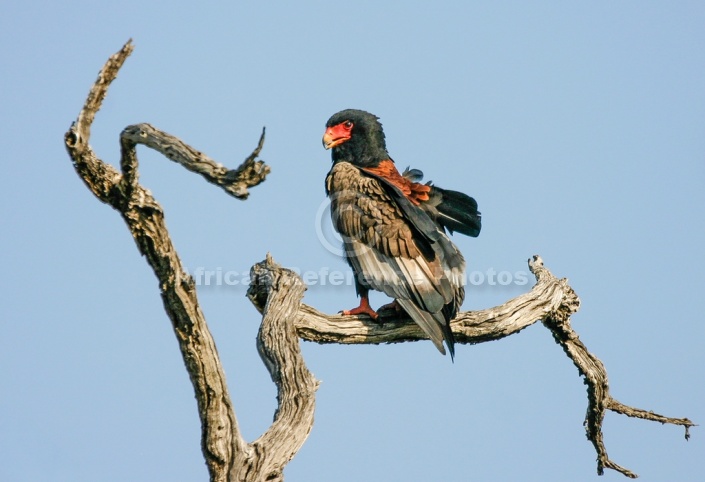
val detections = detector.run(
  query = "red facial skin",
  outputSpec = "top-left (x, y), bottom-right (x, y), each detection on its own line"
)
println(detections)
top-left (322, 121), bottom-right (353, 149)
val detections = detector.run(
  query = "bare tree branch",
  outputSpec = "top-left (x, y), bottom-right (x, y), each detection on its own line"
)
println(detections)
top-left (544, 310), bottom-right (694, 477)
top-left (65, 40), bottom-right (285, 482)
top-left (121, 123), bottom-right (269, 199)
top-left (66, 40), bottom-right (694, 481)
top-left (244, 255), bottom-right (319, 481)
top-left (288, 255), bottom-right (694, 478)
top-left (293, 255), bottom-right (576, 345)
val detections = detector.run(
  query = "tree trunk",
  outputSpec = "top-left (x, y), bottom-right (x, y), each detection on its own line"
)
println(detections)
top-left (65, 40), bottom-right (694, 481)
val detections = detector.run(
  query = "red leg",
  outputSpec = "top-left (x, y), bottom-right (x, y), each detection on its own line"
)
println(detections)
top-left (342, 295), bottom-right (379, 320)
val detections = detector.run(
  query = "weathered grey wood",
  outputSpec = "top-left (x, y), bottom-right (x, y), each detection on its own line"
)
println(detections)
top-left (244, 255), bottom-right (319, 481)
top-left (121, 123), bottom-right (269, 199)
top-left (65, 40), bottom-right (694, 480)
top-left (293, 255), bottom-right (577, 346)
top-left (65, 40), bottom-right (250, 482)
top-left (289, 255), bottom-right (693, 478)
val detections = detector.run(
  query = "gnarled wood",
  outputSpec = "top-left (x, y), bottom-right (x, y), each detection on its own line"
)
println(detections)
top-left (121, 123), bottom-right (269, 200)
top-left (66, 41), bottom-right (244, 481)
top-left (244, 255), bottom-right (319, 481)
top-left (288, 255), bottom-right (694, 478)
top-left (66, 40), bottom-right (694, 481)
top-left (293, 255), bottom-right (577, 346)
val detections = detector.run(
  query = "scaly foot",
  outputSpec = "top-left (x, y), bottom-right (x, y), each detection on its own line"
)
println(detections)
top-left (342, 296), bottom-right (379, 320)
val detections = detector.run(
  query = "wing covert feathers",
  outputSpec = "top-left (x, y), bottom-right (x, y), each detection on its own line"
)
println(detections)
top-left (327, 161), bottom-right (464, 356)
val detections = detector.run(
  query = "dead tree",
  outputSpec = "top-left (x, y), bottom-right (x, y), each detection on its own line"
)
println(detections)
top-left (65, 40), bottom-right (694, 482)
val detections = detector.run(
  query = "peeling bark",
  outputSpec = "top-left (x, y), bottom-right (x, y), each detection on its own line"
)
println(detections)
top-left (65, 40), bottom-right (694, 480)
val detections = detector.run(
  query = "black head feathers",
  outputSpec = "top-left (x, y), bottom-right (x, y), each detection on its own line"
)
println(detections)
top-left (324, 109), bottom-right (390, 167)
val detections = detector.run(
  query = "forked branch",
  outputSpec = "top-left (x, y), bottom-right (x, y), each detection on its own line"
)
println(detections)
top-left (65, 40), bottom-right (306, 482)
top-left (66, 40), bottom-right (694, 481)
top-left (285, 255), bottom-right (694, 478)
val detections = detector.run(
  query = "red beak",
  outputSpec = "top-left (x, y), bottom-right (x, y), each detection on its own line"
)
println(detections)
top-left (323, 125), bottom-right (351, 149)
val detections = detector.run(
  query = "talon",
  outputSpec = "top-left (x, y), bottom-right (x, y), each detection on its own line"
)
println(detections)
top-left (341, 296), bottom-right (379, 320)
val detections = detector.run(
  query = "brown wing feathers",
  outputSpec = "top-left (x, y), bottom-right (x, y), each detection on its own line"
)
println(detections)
top-left (327, 161), bottom-right (461, 356)
top-left (323, 109), bottom-right (480, 359)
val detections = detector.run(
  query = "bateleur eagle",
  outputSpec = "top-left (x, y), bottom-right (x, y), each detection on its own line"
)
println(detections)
top-left (323, 109), bottom-right (481, 359)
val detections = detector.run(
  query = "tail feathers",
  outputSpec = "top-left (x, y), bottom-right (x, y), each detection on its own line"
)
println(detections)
top-left (401, 167), bottom-right (481, 238)
top-left (396, 298), bottom-right (456, 361)
top-left (431, 186), bottom-right (482, 237)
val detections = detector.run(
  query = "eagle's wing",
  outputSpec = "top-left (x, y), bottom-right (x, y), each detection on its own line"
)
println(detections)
top-left (328, 162), bottom-right (462, 356)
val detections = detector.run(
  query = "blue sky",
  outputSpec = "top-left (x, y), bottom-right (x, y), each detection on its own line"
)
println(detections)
top-left (1, 1), bottom-right (704, 481)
